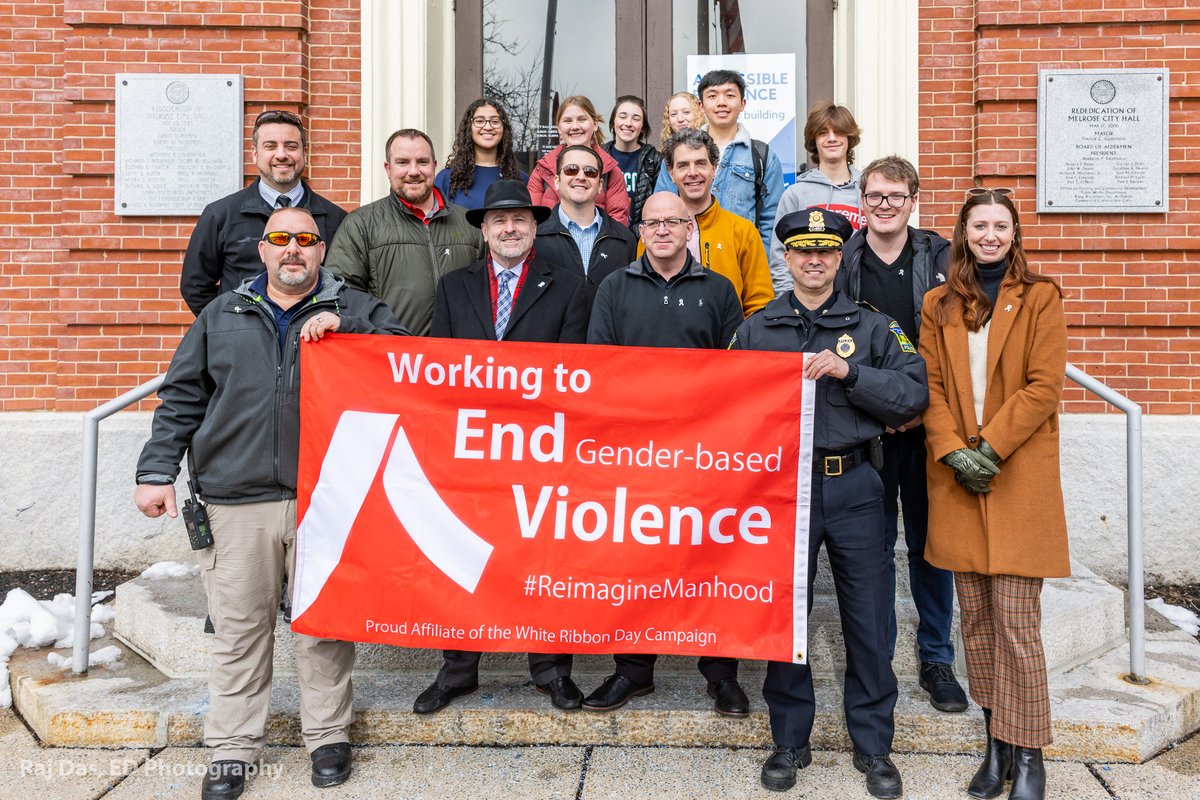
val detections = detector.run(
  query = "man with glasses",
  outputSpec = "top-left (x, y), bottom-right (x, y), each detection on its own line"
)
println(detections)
top-left (833, 156), bottom-right (966, 716)
top-left (582, 192), bottom-right (743, 713)
top-left (325, 128), bottom-right (486, 335)
top-left (660, 128), bottom-right (773, 317)
top-left (534, 145), bottom-right (637, 304)
top-left (181, 110), bottom-right (348, 315)
top-left (135, 207), bottom-right (408, 800)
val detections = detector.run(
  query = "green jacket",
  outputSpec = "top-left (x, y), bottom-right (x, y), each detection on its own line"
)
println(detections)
top-left (324, 194), bottom-right (485, 334)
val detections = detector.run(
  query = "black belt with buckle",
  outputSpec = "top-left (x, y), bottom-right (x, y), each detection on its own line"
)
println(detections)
top-left (813, 447), bottom-right (868, 477)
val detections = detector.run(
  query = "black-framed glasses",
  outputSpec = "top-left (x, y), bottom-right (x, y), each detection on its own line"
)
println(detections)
top-left (965, 187), bottom-right (1014, 199)
top-left (471, 116), bottom-right (503, 129)
top-left (638, 217), bottom-right (689, 231)
top-left (863, 192), bottom-right (912, 208)
top-left (560, 163), bottom-right (600, 178)
top-left (262, 231), bottom-right (322, 247)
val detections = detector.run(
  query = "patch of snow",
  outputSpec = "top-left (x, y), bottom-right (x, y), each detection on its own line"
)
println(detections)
top-left (0, 587), bottom-right (115, 708)
top-left (48, 644), bottom-right (124, 671)
top-left (140, 561), bottom-right (199, 580)
top-left (1147, 598), bottom-right (1200, 637)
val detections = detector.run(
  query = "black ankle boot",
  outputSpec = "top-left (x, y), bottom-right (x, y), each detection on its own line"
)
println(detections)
top-left (967, 708), bottom-right (1014, 799)
top-left (1008, 746), bottom-right (1045, 800)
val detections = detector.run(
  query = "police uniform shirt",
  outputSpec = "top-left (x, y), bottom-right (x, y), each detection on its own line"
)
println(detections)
top-left (787, 290), bottom-right (838, 332)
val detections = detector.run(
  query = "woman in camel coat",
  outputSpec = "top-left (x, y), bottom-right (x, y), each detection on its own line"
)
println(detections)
top-left (919, 189), bottom-right (1067, 800)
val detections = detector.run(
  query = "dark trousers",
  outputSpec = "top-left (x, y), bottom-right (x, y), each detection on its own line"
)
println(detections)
top-left (437, 650), bottom-right (572, 688)
top-left (880, 427), bottom-right (955, 664)
top-left (612, 654), bottom-right (738, 687)
top-left (763, 462), bottom-right (897, 756)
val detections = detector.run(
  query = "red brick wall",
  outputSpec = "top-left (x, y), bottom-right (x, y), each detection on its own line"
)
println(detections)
top-left (1, 3), bottom-right (1196, 413)
top-left (920, 0), bottom-right (1200, 413)
top-left (0, 0), bottom-right (361, 411)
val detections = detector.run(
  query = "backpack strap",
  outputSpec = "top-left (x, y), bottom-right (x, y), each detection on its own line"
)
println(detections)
top-left (751, 138), bottom-right (769, 229)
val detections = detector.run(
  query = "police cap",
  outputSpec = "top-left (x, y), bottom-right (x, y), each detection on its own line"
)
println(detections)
top-left (775, 207), bottom-right (854, 250)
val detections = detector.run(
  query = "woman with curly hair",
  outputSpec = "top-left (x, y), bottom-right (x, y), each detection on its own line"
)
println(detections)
top-left (920, 188), bottom-right (1068, 800)
top-left (659, 91), bottom-right (705, 150)
top-left (527, 95), bottom-right (630, 226)
top-left (433, 99), bottom-right (527, 209)
top-left (601, 95), bottom-right (662, 230)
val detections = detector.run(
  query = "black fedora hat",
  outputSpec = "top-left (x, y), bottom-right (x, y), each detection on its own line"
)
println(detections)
top-left (465, 180), bottom-right (552, 226)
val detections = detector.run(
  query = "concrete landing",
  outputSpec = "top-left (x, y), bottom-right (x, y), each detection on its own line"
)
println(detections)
top-left (11, 623), bottom-right (1200, 762)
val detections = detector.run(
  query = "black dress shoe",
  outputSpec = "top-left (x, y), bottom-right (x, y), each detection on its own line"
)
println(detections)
top-left (919, 661), bottom-right (968, 713)
top-left (536, 676), bottom-right (583, 710)
top-left (580, 674), bottom-right (653, 711)
top-left (760, 745), bottom-right (812, 792)
top-left (968, 708), bottom-right (1014, 798)
top-left (201, 760), bottom-right (248, 800)
top-left (706, 677), bottom-right (750, 717)
top-left (853, 752), bottom-right (903, 799)
top-left (1008, 746), bottom-right (1045, 800)
top-left (412, 680), bottom-right (478, 714)
top-left (310, 742), bottom-right (352, 788)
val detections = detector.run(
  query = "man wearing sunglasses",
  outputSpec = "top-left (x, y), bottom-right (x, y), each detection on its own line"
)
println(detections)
top-left (583, 192), bottom-right (743, 714)
top-left (534, 145), bottom-right (637, 306)
top-left (181, 110), bottom-right (348, 316)
top-left (135, 207), bottom-right (408, 800)
top-left (833, 156), bottom-right (966, 717)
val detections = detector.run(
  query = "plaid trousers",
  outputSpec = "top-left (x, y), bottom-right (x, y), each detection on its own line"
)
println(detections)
top-left (954, 571), bottom-right (1052, 748)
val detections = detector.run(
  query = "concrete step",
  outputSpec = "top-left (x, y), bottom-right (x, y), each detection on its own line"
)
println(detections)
top-left (113, 559), bottom-right (1125, 682)
top-left (11, 628), bottom-right (1200, 762)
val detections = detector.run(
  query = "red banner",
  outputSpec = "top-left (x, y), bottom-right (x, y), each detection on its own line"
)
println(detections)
top-left (292, 335), bottom-right (815, 663)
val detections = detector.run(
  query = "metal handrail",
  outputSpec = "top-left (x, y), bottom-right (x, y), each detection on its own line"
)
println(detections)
top-left (73, 375), bottom-right (165, 674)
top-left (1065, 363), bottom-right (1146, 684)
top-left (72, 367), bottom-right (1146, 681)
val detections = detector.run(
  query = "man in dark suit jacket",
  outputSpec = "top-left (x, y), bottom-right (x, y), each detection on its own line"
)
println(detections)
top-left (417, 180), bottom-right (588, 716)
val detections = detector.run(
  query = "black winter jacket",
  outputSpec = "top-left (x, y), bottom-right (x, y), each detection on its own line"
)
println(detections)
top-left (535, 206), bottom-right (637, 306)
top-left (601, 141), bottom-right (663, 231)
top-left (179, 179), bottom-right (348, 315)
top-left (729, 292), bottom-right (928, 450)
top-left (835, 226), bottom-right (949, 338)
top-left (137, 269), bottom-right (409, 503)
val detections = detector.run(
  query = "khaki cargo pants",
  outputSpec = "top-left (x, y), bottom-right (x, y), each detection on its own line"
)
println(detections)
top-left (199, 499), bottom-right (355, 763)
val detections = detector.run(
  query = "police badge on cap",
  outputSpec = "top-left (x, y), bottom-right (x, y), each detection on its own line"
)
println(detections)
top-left (775, 207), bottom-right (854, 250)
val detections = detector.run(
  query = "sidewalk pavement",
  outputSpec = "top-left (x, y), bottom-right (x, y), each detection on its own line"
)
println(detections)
top-left (1, 709), bottom-right (1195, 799)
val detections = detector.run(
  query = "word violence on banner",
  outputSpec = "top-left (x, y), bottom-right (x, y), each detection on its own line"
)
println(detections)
top-left (292, 335), bottom-right (815, 664)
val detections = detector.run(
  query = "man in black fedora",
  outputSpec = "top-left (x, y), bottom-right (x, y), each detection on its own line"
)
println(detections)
top-left (414, 180), bottom-right (589, 714)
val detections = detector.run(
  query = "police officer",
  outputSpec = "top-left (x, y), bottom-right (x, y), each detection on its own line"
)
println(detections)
top-left (729, 208), bottom-right (928, 798)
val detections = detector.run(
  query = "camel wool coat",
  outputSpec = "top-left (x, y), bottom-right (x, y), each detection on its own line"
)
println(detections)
top-left (919, 279), bottom-right (1070, 578)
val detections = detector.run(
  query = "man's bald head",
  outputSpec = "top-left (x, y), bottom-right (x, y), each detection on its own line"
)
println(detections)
top-left (638, 192), bottom-right (694, 271)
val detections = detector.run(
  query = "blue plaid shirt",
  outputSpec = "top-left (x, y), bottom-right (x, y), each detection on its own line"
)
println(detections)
top-left (558, 206), bottom-right (602, 275)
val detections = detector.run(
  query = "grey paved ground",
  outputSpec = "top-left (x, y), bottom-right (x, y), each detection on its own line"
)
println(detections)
top-left (1, 709), bottom-right (1197, 799)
